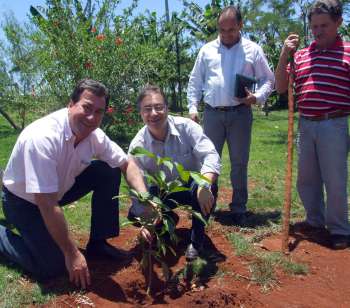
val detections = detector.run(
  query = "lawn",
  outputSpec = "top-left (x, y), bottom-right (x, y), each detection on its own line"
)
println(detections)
top-left (0, 107), bottom-right (337, 307)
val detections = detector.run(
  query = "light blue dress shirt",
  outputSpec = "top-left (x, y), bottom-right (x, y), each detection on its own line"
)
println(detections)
top-left (128, 115), bottom-right (221, 183)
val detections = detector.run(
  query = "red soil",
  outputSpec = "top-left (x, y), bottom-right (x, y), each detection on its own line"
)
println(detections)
top-left (41, 188), bottom-right (350, 308)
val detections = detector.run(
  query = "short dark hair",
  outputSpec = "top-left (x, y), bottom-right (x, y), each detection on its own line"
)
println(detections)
top-left (308, 0), bottom-right (342, 22)
top-left (70, 79), bottom-right (110, 108)
top-left (136, 85), bottom-right (168, 111)
top-left (218, 5), bottom-right (242, 24)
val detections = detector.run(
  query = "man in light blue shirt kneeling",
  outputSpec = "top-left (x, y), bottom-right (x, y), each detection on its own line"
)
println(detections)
top-left (129, 85), bottom-right (221, 260)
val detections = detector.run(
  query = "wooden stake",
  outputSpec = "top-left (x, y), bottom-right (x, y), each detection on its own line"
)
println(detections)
top-left (281, 63), bottom-right (295, 254)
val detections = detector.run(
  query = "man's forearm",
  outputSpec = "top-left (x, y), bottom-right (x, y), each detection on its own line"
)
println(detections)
top-left (121, 157), bottom-right (148, 193)
top-left (275, 49), bottom-right (290, 94)
top-left (35, 194), bottom-right (79, 257)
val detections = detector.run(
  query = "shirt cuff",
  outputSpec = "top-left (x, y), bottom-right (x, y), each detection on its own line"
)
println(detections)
top-left (189, 105), bottom-right (198, 114)
top-left (254, 93), bottom-right (264, 106)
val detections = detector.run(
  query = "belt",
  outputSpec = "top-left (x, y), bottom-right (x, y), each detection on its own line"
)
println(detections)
top-left (205, 104), bottom-right (244, 111)
top-left (301, 111), bottom-right (349, 121)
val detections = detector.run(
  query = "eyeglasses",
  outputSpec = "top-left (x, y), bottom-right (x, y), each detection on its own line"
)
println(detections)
top-left (141, 104), bottom-right (166, 113)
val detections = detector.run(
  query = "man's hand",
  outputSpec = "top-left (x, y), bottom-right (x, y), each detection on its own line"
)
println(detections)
top-left (140, 226), bottom-right (153, 244)
top-left (65, 249), bottom-right (90, 289)
top-left (237, 87), bottom-right (257, 106)
top-left (190, 112), bottom-right (200, 123)
top-left (197, 186), bottom-right (214, 216)
top-left (282, 34), bottom-right (299, 57)
top-left (139, 200), bottom-right (161, 244)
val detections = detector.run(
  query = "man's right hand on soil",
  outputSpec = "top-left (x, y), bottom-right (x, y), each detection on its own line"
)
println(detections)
top-left (65, 249), bottom-right (91, 289)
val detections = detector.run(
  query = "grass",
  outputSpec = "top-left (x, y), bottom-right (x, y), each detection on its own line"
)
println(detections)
top-left (0, 107), bottom-right (347, 305)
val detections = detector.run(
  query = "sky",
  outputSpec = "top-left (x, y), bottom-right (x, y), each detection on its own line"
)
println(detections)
top-left (0, 0), bottom-right (209, 25)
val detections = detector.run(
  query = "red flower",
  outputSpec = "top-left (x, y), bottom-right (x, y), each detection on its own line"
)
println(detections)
top-left (91, 27), bottom-right (97, 33)
top-left (106, 106), bottom-right (115, 114)
top-left (127, 119), bottom-right (135, 125)
top-left (115, 37), bottom-right (123, 46)
top-left (84, 61), bottom-right (93, 69)
top-left (96, 34), bottom-right (106, 41)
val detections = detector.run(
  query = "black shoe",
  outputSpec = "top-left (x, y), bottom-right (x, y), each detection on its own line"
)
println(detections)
top-left (231, 212), bottom-right (247, 227)
top-left (86, 240), bottom-right (132, 260)
top-left (330, 234), bottom-right (349, 250)
top-left (292, 221), bottom-right (326, 233)
top-left (185, 243), bottom-right (202, 261)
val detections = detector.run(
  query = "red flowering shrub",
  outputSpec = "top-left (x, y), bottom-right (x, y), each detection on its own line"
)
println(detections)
top-left (115, 37), bottom-right (123, 46)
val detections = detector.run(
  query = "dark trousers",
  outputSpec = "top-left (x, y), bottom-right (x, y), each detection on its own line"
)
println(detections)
top-left (0, 160), bottom-right (121, 280)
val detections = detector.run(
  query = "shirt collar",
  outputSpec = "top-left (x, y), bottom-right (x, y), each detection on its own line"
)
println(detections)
top-left (309, 34), bottom-right (343, 51)
top-left (64, 108), bottom-right (74, 141)
top-left (145, 115), bottom-right (180, 144)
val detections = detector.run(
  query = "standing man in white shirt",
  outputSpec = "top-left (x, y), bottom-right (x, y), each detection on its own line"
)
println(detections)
top-left (129, 85), bottom-right (221, 260)
top-left (0, 79), bottom-right (151, 288)
top-left (187, 6), bottom-right (274, 226)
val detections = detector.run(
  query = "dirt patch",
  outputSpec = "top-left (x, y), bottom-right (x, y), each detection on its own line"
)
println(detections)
top-left (41, 198), bottom-right (350, 307)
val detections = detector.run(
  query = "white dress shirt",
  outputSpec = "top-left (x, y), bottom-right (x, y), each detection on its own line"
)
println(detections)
top-left (3, 108), bottom-right (128, 204)
top-left (128, 115), bottom-right (221, 183)
top-left (187, 36), bottom-right (275, 114)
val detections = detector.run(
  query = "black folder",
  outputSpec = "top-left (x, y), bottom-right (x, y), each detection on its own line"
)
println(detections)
top-left (235, 74), bottom-right (257, 98)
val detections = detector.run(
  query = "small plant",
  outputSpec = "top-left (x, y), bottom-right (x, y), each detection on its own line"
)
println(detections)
top-left (121, 147), bottom-right (210, 295)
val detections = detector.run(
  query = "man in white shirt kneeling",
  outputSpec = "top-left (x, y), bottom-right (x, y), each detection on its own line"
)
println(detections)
top-left (0, 79), bottom-right (150, 289)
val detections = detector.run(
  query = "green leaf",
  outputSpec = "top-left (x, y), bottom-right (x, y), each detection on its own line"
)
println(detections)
top-left (144, 173), bottom-right (159, 186)
top-left (175, 162), bottom-right (190, 182)
top-left (168, 245), bottom-right (177, 256)
top-left (130, 146), bottom-right (156, 159)
top-left (168, 186), bottom-right (190, 193)
top-left (190, 171), bottom-right (211, 186)
top-left (157, 170), bottom-right (166, 183)
top-left (161, 158), bottom-right (174, 173)
top-left (167, 180), bottom-right (183, 191)
top-left (179, 205), bottom-right (208, 226)
top-left (163, 216), bottom-right (175, 235)
top-left (120, 220), bottom-right (136, 228)
top-left (160, 243), bottom-right (167, 256)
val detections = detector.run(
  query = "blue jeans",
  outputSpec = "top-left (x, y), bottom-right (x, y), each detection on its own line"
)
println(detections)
top-left (203, 104), bottom-right (253, 213)
top-left (297, 117), bottom-right (350, 235)
top-left (0, 160), bottom-right (121, 280)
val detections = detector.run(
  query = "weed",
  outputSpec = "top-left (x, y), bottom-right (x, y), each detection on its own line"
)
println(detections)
top-left (227, 233), bottom-right (252, 256)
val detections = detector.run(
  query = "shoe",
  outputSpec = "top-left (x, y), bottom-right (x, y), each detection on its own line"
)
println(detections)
top-left (86, 240), bottom-right (132, 260)
top-left (292, 221), bottom-right (326, 233)
top-left (231, 212), bottom-right (247, 227)
top-left (185, 243), bottom-right (202, 261)
top-left (330, 234), bottom-right (349, 250)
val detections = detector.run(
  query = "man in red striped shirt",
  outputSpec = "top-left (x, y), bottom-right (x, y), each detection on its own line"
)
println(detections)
top-left (275, 0), bottom-right (350, 249)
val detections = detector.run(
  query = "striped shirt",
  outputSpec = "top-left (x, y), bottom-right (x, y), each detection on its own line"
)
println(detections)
top-left (292, 36), bottom-right (350, 118)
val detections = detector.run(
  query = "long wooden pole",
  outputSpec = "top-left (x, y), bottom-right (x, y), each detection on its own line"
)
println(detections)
top-left (281, 58), bottom-right (295, 254)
